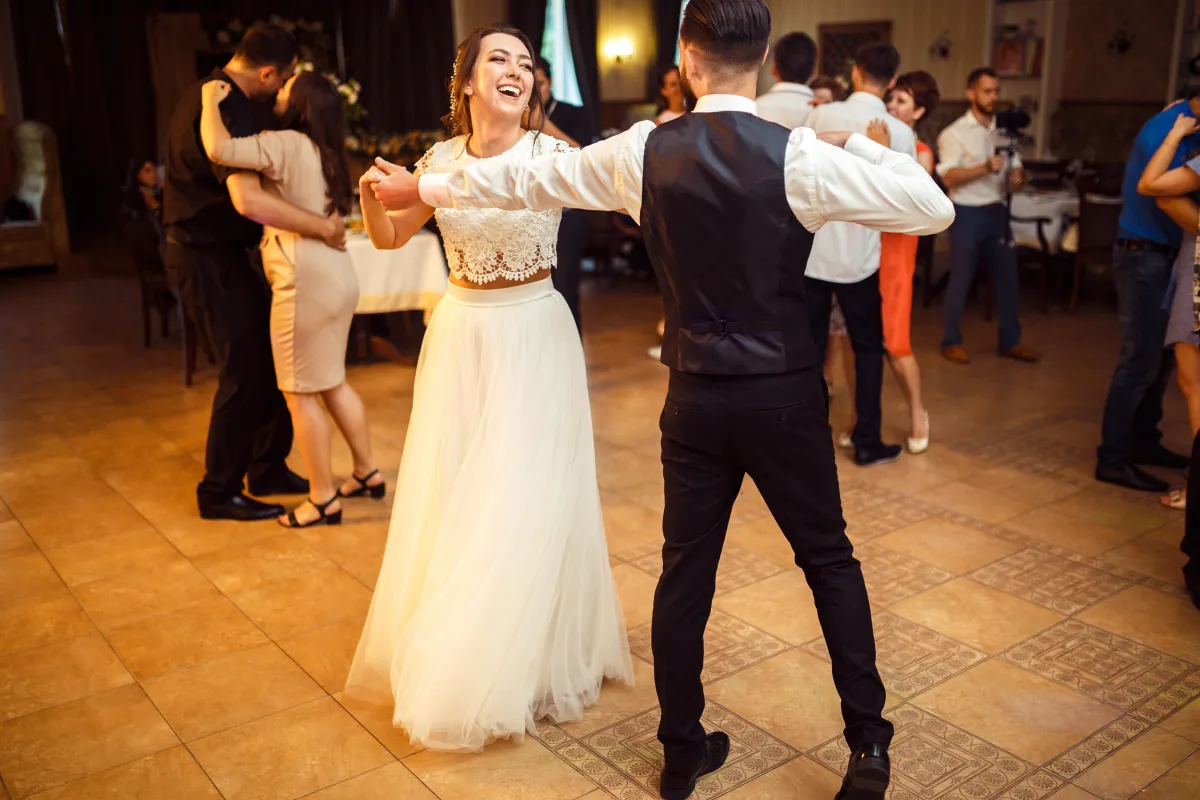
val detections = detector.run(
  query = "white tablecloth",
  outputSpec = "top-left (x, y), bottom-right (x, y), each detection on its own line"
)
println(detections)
top-left (1010, 190), bottom-right (1079, 253)
top-left (348, 228), bottom-right (448, 314)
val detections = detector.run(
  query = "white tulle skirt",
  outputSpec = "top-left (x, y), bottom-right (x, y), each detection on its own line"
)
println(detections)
top-left (346, 277), bottom-right (634, 752)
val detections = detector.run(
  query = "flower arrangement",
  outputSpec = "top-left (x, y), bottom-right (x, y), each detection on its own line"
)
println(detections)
top-left (296, 61), bottom-right (368, 132)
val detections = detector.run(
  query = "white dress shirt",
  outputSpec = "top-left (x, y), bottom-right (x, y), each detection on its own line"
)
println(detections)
top-left (755, 82), bottom-right (815, 130)
top-left (804, 92), bottom-right (918, 284)
top-left (936, 109), bottom-right (1022, 206)
top-left (419, 94), bottom-right (953, 245)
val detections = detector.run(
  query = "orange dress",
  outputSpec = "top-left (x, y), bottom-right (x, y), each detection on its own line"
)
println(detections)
top-left (879, 140), bottom-right (931, 357)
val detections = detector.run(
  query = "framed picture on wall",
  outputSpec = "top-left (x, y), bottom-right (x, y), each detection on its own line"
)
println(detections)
top-left (993, 37), bottom-right (1028, 77)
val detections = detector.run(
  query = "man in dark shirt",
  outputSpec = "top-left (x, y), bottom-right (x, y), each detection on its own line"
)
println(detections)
top-left (535, 57), bottom-right (594, 335)
top-left (1096, 94), bottom-right (1200, 493)
top-left (164, 23), bottom-right (344, 521)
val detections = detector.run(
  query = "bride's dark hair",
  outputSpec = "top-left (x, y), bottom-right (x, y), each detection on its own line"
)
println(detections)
top-left (443, 23), bottom-right (546, 139)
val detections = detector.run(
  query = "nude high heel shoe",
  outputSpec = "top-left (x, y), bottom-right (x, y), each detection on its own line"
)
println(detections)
top-left (907, 412), bottom-right (931, 455)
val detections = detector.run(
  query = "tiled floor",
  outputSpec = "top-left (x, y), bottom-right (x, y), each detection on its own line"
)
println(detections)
top-left (2, 272), bottom-right (1199, 799)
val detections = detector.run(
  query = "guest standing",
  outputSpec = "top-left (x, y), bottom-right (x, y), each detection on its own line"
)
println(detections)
top-left (163, 23), bottom-right (345, 521)
top-left (756, 31), bottom-right (817, 129)
top-left (655, 65), bottom-right (687, 125)
top-left (936, 67), bottom-right (1040, 367)
top-left (1096, 94), bottom-right (1200, 492)
top-left (535, 57), bottom-right (594, 335)
top-left (806, 43), bottom-right (915, 467)
top-left (200, 73), bottom-right (384, 527)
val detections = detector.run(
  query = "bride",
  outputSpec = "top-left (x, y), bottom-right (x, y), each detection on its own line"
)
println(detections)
top-left (346, 24), bottom-right (633, 752)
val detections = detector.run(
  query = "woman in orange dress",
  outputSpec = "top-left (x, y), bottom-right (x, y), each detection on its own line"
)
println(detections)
top-left (870, 71), bottom-right (938, 453)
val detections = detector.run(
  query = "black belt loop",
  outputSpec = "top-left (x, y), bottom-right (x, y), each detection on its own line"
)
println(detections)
top-left (717, 319), bottom-right (727, 336)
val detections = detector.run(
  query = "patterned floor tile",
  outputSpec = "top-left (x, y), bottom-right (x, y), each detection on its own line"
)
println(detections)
top-left (1002, 620), bottom-right (1198, 712)
top-left (855, 543), bottom-right (955, 608)
top-left (948, 432), bottom-right (1094, 479)
top-left (556, 703), bottom-right (798, 800)
top-left (627, 610), bottom-right (790, 685)
top-left (970, 549), bottom-right (1131, 614)
top-left (1134, 671), bottom-right (1200, 725)
top-left (618, 544), bottom-right (785, 597)
top-left (803, 612), bottom-right (986, 698)
top-left (845, 499), bottom-right (937, 544)
top-left (1045, 715), bottom-right (1150, 780)
top-left (808, 705), bottom-right (1063, 799)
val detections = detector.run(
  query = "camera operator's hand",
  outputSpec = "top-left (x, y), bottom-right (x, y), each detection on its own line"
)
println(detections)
top-left (987, 154), bottom-right (1005, 174)
top-left (1011, 167), bottom-right (1027, 190)
top-left (1168, 113), bottom-right (1200, 142)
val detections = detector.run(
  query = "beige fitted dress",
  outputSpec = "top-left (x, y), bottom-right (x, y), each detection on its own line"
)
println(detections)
top-left (211, 129), bottom-right (357, 393)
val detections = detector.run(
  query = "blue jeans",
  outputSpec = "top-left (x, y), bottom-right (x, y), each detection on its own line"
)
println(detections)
top-left (1097, 245), bottom-right (1176, 469)
top-left (941, 204), bottom-right (1022, 351)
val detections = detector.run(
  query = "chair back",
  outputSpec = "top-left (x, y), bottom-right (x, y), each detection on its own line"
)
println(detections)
top-left (1078, 161), bottom-right (1125, 197)
top-left (1075, 193), bottom-right (1123, 261)
top-left (1023, 159), bottom-right (1068, 190)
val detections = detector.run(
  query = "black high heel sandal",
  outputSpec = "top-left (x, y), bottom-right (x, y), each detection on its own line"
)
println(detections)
top-left (279, 495), bottom-right (342, 528)
top-left (338, 468), bottom-right (386, 500)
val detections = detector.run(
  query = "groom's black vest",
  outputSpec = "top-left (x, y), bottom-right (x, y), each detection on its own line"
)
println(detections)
top-left (642, 112), bottom-right (818, 375)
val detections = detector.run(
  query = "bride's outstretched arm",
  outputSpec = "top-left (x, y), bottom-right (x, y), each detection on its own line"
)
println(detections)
top-left (360, 168), bottom-right (433, 250)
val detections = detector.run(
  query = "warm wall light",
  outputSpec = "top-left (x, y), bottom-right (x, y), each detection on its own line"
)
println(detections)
top-left (604, 37), bottom-right (634, 63)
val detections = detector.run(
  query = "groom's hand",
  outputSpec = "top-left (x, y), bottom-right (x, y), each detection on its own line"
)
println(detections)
top-left (371, 158), bottom-right (422, 211)
top-left (816, 130), bottom-right (854, 149)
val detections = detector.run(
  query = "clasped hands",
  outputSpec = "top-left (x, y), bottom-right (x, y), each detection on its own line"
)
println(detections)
top-left (361, 158), bottom-right (423, 211)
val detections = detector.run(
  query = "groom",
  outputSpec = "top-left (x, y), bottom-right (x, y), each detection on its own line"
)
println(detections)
top-left (372, 2), bottom-right (952, 797)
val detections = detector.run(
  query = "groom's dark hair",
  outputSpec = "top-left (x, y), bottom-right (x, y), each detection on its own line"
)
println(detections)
top-left (680, 0), bottom-right (771, 68)
top-left (233, 22), bottom-right (299, 69)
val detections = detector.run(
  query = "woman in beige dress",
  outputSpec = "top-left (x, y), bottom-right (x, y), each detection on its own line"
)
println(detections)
top-left (200, 72), bottom-right (385, 527)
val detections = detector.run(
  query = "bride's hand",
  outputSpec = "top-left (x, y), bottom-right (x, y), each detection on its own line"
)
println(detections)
top-left (371, 158), bottom-right (421, 211)
top-left (359, 166), bottom-right (383, 201)
top-left (202, 80), bottom-right (231, 105)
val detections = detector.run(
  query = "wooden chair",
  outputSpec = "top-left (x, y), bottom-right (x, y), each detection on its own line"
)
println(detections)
top-left (1069, 189), bottom-right (1123, 312)
top-left (0, 122), bottom-right (70, 272)
top-left (1022, 159), bottom-right (1069, 191)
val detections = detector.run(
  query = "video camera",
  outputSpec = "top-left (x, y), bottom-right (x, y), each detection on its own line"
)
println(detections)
top-left (996, 108), bottom-right (1032, 137)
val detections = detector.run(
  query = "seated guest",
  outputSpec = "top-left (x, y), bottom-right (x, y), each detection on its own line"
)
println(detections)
top-left (756, 32), bottom-right (817, 129)
top-left (655, 65), bottom-right (687, 125)
top-left (121, 157), bottom-right (165, 260)
top-left (1096, 91), bottom-right (1200, 492)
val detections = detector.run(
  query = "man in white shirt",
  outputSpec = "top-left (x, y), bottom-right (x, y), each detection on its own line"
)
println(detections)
top-left (805, 43), bottom-right (915, 468)
top-left (937, 66), bottom-right (1040, 365)
top-left (755, 31), bottom-right (817, 130)
top-left (369, 2), bottom-right (951, 796)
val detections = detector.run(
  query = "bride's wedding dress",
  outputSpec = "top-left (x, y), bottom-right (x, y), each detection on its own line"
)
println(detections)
top-left (346, 130), bottom-right (634, 752)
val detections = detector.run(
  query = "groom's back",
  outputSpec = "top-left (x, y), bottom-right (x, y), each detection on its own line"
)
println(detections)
top-left (642, 112), bottom-right (818, 376)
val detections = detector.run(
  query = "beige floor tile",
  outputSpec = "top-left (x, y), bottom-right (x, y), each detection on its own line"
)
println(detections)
top-left (23, 746), bottom-right (219, 799)
top-left (276, 616), bottom-right (365, 693)
top-left (917, 481), bottom-right (1037, 524)
top-left (0, 684), bottom-right (178, 799)
top-left (0, 520), bottom-right (35, 556)
top-left (874, 517), bottom-right (1025, 574)
top-left (1138, 751), bottom-right (1200, 799)
top-left (191, 534), bottom-right (338, 595)
top-left (600, 494), bottom-right (663, 553)
top-left (912, 660), bottom-right (1119, 764)
top-left (104, 596), bottom-right (268, 680)
top-left (713, 570), bottom-right (823, 645)
top-left (339, 552), bottom-right (384, 589)
top-left (230, 568), bottom-right (372, 640)
top-left (1161, 697), bottom-right (1200, 744)
top-left (1077, 585), bottom-right (1200, 663)
top-left (892, 577), bottom-right (1064, 653)
top-left (706, 650), bottom-right (846, 751)
top-left (1003, 507), bottom-right (1142, 558)
top-left (558, 657), bottom-right (658, 738)
top-left (1046, 787), bottom-right (1101, 800)
top-left (1073, 726), bottom-right (1197, 800)
top-left (1100, 535), bottom-right (1188, 587)
top-left (142, 643), bottom-right (324, 741)
top-left (188, 697), bottom-right (392, 800)
top-left (963, 467), bottom-right (1083, 506)
top-left (722, 757), bottom-right (843, 798)
top-left (304, 762), bottom-right (436, 800)
top-left (857, 449), bottom-right (988, 495)
top-left (41, 529), bottom-right (184, 588)
top-left (155, 516), bottom-right (282, 560)
top-left (0, 590), bottom-right (94, 660)
top-left (0, 552), bottom-right (64, 603)
top-left (0, 633), bottom-right (132, 723)
top-left (292, 521), bottom-right (388, 568)
top-left (725, 515), bottom-right (797, 568)
top-left (5, 478), bottom-right (155, 551)
top-left (1042, 489), bottom-right (1173, 537)
top-left (611, 563), bottom-right (658, 628)
top-left (73, 559), bottom-right (222, 633)
top-left (403, 737), bottom-right (593, 800)
top-left (332, 690), bottom-right (423, 760)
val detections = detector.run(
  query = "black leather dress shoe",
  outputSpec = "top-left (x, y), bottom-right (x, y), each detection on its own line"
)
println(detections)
top-left (834, 742), bottom-right (890, 800)
top-left (659, 732), bottom-right (730, 800)
top-left (199, 493), bottom-right (285, 522)
top-left (1133, 444), bottom-right (1190, 470)
top-left (1095, 464), bottom-right (1169, 493)
top-left (854, 443), bottom-right (903, 468)
top-left (247, 469), bottom-right (310, 497)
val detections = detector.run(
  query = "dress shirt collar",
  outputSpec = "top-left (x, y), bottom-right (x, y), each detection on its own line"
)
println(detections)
top-left (694, 94), bottom-right (757, 115)
top-left (766, 82), bottom-right (814, 99)
top-left (845, 91), bottom-right (888, 112)
top-left (959, 108), bottom-right (996, 132)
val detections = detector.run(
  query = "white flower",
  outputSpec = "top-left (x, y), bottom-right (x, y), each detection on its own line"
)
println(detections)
top-left (347, 91), bottom-right (359, 105)
top-left (345, 135), bottom-right (361, 150)
top-left (298, 61), bottom-right (315, 73)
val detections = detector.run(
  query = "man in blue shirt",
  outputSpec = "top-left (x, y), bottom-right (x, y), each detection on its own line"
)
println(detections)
top-left (1097, 94), bottom-right (1200, 492)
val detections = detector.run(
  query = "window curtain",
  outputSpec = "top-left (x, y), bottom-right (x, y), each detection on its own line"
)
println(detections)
top-left (563, 0), bottom-right (598, 139)
top-left (653, 0), bottom-right (684, 69)
top-left (507, 0), bottom-right (547, 54)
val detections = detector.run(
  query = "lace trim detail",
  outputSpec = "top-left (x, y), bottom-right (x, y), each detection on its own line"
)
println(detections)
top-left (418, 131), bottom-right (573, 285)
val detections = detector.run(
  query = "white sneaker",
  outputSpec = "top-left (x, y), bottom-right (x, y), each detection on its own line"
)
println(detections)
top-left (906, 412), bottom-right (931, 455)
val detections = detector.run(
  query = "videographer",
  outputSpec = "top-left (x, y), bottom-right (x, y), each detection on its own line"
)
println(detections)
top-left (936, 67), bottom-right (1040, 366)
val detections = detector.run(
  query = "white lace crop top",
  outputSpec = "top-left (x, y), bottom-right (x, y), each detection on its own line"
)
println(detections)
top-left (416, 130), bottom-right (574, 284)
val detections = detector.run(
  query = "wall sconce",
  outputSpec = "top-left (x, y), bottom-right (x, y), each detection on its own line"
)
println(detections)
top-left (1107, 27), bottom-right (1133, 55)
top-left (604, 37), bottom-right (634, 64)
top-left (929, 31), bottom-right (952, 60)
